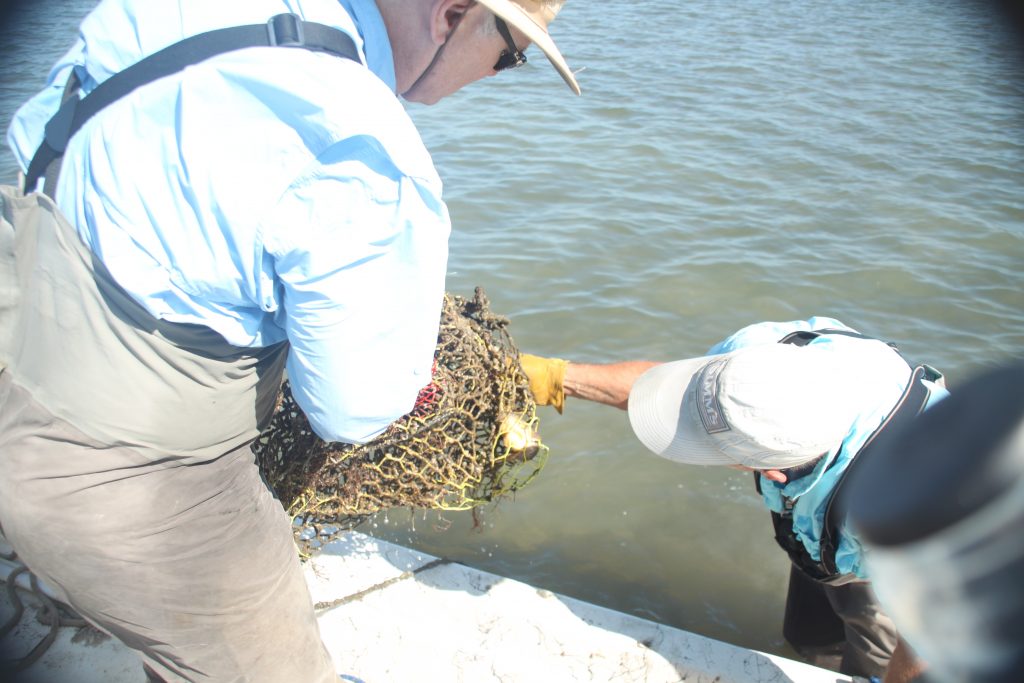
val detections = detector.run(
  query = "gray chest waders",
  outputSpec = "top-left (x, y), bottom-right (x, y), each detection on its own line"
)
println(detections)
top-left (1, 186), bottom-right (289, 458)
top-left (0, 18), bottom-right (366, 681)
top-left (1, 15), bottom-right (360, 458)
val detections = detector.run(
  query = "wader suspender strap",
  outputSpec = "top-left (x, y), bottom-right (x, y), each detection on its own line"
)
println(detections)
top-left (756, 329), bottom-right (934, 580)
top-left (24, 13), bottom-right (362, 195)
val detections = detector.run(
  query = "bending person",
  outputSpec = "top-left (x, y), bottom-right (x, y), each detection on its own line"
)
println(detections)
top-left (522, 316), bottom-right (947, 682)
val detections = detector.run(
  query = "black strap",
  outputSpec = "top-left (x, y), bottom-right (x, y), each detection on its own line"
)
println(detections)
top-left (41, 72), bottom-right (83, 198)
top-left (24, 13), bottom-right (361, 195)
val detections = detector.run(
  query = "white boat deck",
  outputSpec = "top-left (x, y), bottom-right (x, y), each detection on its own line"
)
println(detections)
top-left (2, 531), bottom-right (852, 682)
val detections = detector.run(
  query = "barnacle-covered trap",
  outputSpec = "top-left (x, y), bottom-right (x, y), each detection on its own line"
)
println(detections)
top-left (253, 287), bottom-right (547, 557)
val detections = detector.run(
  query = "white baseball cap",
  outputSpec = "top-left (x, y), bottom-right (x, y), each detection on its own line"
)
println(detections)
top-left (477, 0), bottom-right (580, 95)
top-left (627, 343), bottom-right (864, 469)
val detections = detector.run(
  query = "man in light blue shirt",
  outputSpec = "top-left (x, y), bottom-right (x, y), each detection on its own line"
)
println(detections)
top-left (0, 1), bottom-right (580, 681)
top-left (520, 318), bottom-right (949, 680)
top-left (7, 0), bottom-right (579, 444)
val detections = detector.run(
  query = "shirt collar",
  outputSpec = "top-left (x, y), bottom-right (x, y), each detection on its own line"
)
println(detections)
top-left (338, 0), bottom-right (397, 92)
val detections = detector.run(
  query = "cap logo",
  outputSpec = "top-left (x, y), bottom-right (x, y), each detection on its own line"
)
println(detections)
top-left (696, 358), bottom-right (731, 434)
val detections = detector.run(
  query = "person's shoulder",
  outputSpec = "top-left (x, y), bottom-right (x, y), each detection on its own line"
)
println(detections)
top-left (803, 316), bottom-right (856, 333)
top-left (710, 317), bottom-right (854, 354)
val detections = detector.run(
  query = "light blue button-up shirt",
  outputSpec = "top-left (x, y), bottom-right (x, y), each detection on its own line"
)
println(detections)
top-left (7, 0), bottom-right (451, 444)
top-left (708, 318), bottom-right (949, 578)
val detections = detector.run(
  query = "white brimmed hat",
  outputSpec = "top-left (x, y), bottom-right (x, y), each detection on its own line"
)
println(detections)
top-left (476, 0), bottom-right (580, 95)
top-left (627, 344), bottom-right (862, 469)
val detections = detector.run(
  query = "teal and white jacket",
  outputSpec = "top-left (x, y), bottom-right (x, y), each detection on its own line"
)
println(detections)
top-left (708, 317), bottom-right (949, 579)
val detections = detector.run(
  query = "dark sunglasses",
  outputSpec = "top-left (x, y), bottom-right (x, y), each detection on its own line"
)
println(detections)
top-left (493, 17), bottom-right (527, 72)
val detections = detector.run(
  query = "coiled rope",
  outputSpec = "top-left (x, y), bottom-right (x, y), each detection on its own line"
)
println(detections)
top-left (1, 547), bottom-right (89, 673)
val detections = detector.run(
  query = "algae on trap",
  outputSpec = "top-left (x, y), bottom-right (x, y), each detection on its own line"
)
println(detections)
top-left (253, 287), bottom-right (547, 556)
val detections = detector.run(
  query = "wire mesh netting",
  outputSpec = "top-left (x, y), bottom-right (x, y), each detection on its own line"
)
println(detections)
top-left (253, 287), bottom-right (547, 556)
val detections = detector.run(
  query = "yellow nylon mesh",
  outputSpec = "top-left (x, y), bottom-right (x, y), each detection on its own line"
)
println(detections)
top-left (253, 288), bottom-right (546, 555)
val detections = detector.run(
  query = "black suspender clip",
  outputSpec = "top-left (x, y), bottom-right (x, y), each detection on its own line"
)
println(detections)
top-left (267, 13), bottom-right (304, 47)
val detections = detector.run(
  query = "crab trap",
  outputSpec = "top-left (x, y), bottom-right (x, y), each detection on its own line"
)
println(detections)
top-left (253, 288), bottom-right (547, 556)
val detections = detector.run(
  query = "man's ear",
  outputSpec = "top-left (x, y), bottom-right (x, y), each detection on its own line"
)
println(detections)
top-left (430, 0), bottom-right (475, 45)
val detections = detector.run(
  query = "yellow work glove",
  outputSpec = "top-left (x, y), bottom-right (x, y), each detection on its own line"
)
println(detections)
top-left (519, 354), bottom-right (568, 414)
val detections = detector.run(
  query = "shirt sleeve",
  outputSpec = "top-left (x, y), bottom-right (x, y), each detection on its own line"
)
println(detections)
top-left (261, 136), bottom-right (450, 444)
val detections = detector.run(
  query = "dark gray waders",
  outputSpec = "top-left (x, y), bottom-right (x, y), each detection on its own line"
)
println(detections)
top-left (0, 14), bottom-right (362, 682)
top-left (0, 185), bottom-right (341, 682)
